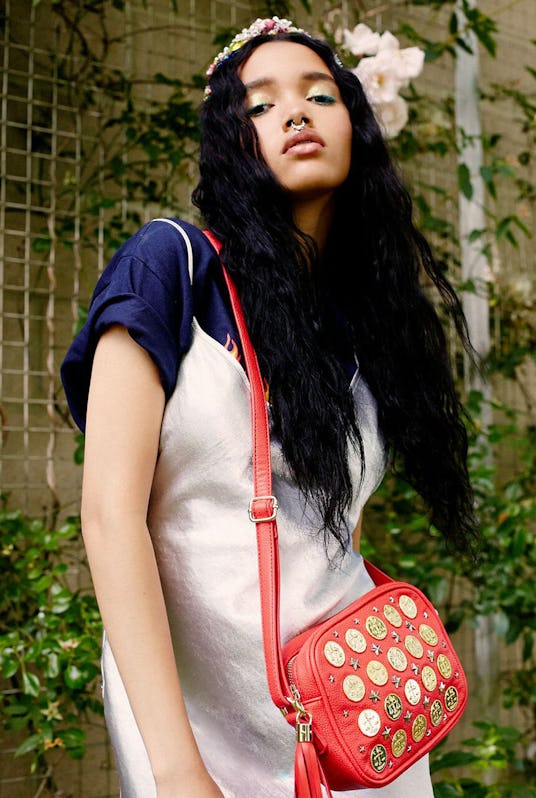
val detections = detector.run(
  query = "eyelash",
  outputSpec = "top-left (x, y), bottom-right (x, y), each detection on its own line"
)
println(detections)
top-left (246, 103), bottom-right (273, 117)
top-left (246, 94), bottom-right (337, 117)
top-left (308, 94), bottom-right (336, 105)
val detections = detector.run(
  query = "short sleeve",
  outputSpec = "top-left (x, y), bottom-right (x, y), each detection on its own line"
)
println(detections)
top-left (61, 219), bottom-right (198, 432)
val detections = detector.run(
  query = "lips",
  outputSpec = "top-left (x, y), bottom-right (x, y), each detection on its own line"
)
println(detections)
top-left (283, 130), bottom-right (325, 154)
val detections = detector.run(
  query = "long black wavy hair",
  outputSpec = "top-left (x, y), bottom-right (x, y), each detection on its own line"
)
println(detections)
top-left (192, 31), bottom-right (478, 557)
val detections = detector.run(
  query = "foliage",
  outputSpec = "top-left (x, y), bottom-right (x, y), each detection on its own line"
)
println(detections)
top-left (0, 504), bottom-right (102, 775)
top-left (3, 0), bottom-right (535, 794)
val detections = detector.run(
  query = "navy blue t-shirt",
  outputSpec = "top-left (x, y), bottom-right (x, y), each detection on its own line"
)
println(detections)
top-left (61, 219), bottom-right (242, 432)
top-left (61, 217), bottom-right (358, 432)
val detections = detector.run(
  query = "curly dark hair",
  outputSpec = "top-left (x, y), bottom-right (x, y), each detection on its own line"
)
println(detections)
top-left (192, 32), bottom-right (478, 557)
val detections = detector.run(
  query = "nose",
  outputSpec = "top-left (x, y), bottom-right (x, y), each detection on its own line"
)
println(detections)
top-left (285, 115), bottom-right (310, 132)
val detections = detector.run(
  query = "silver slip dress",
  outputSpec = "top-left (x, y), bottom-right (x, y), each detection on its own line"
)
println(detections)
top-left (101, 315), bottom-right (434, 797)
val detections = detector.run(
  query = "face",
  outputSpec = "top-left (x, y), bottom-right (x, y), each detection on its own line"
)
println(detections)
top-left (239, 41), bottom-right (352, 204)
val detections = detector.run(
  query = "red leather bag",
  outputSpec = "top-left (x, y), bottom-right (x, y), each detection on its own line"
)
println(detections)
top-left (205, 231), bottom-right (468, 797)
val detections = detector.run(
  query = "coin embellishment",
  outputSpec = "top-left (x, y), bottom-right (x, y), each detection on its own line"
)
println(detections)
top-left (345, 628), bottom-right (367, 653)
top-left (367, 660), bottom-right (389, 686)
top-left (404, 678), bottom-right (422, 705)
top-left (387, 647), bottom-right (408, 672)
top-left (324, 641), bottom-right (345, 668)
top-left (370, 744), bottom-right (387, 773)
top-left (391, 729), bottom-right (407, 758)
top-left (437, 654), bottom-right (452, 679)
top-left (385, 693), bottom-right (403, 722)
top-left (421, 665), bottom-right (438, 692)
top-left (419, 624), bottom-right (439, 646)
top-left (430, 699), bottom-right (443, 726)
top-left (412, 714), bottom-right (427, 743)
top-left (366, 616), bottom-right (388, 640)
top-left (383, 604), bottom-right (403, 627)
top-left (358, 709), bottom-right (381, 737)
top-left (343, 675), bottom-right (366, 703)
top-left (399, 595), bottom-right (418, 619)
top-left (445, 686), bottom-right (459, 712)
top-left (405, 635), bottom-right (424, 659)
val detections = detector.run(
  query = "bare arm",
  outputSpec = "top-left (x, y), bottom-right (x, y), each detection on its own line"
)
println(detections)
top-left (82, 326), bottom-right (223, 797)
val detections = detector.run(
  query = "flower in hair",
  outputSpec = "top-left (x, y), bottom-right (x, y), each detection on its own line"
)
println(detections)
top-left (206, 17), bottom-right (308, 78)
top-left (342, 23), bottom-right (425, 138)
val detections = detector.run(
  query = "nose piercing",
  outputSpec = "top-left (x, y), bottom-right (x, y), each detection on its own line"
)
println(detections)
top-left (288, 117), bottom-right (307, 132)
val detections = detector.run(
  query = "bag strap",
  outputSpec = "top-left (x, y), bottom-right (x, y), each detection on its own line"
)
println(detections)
top-left (202, 231), bottom-right (391, 711)
top-left (203, 230), bottom-right (291, 711)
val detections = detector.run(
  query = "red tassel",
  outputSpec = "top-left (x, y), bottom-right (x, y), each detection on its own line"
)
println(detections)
top-left (294, 741), bottom-right (333, 798)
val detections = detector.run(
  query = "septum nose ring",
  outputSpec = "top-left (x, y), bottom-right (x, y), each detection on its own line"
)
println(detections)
top-left (288, 117), bottom-right (307, 132)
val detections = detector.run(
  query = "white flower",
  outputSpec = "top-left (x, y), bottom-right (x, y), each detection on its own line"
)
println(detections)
top-left (373, 96), bottom-right (409, 139)
top-left (343, 23), bottom-right (381, 56)
top-left (377, 31), bottom-right (400, 53)
top-left (377, 32), bottom-right (425, 83)
top-left (353, 53), bottom-right (402, 104)
top-left (392, 47), bottom-right (425, 83)
top-left (342, 24), bottom-right (425, 138)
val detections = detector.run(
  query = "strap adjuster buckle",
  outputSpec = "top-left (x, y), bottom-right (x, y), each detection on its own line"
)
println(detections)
top-left (248, 495), bottom-right (279, 522)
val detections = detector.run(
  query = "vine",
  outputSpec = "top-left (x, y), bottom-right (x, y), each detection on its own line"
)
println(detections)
top-left (1, 1), bottom-right (534, 795)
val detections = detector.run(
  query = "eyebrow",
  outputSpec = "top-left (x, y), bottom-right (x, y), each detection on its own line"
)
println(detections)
top-left (244, 71), bottom-right (336, 91)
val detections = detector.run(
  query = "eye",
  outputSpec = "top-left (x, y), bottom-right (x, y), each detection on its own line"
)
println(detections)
top-left (246, 102), bottom-right (273, 117)
top-left (307, 93), bottom-right (337, 105)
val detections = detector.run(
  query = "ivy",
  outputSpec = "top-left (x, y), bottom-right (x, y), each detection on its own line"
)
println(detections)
top-left (4, 1), bottom-right (535, 794)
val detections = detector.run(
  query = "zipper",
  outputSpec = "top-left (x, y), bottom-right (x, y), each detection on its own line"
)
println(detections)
top-left (287, 654), bottom-right (299, 699)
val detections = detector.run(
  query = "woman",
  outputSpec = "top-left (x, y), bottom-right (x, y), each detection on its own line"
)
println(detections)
top-left (62, 17), bottom-right (477, 798)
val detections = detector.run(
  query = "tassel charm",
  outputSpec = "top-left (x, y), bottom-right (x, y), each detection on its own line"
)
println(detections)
top-left (294, 741), bottom-right (333, 798)
top-left (289, 688), bottom-right (333, 798)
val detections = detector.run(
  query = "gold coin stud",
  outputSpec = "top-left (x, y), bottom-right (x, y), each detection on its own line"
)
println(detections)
top-left (323, 641), bottom-right (345, 668)
top-left (345, 628), bottom-right (367, 653)
top-left (387, 647), bottom-right (408, 672)
top-left (384, 693), bottom-right (403, 721)
top-left (404, 678), bottom-right (422, 705)
top-left (391, 729), bottom-right (407, 758)
top-left (445, 686), bottom-right (459, 712)
top-left (367, 660), bottom-right (389, 686)
top-left (421, 665), bottom-right (437, 692)
top-left (412, 714), bottom-right (427, 742)
top-left (419, 624), bottom-right (439, 646)
top-left (365, 616), bottom-right (388, 640)
top-left (437, 654), bottom-right (452, 679)
top-left (343, 674), bottom-right (366, 703)
top-left (399, 594), bottom-right (418, 619)
top-left (358, 709), bottom-right (381, 737)
top-left (430, 699), bottom-right (443, 726)
top-left (370, 744), bottom-right (387, 773)
top-left (383, 605), bottom-right (403, 627)
top-left (405, 635), bottom-right (424, 659)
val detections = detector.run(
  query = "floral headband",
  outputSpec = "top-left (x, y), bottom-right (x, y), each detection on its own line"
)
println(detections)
top-left (205, 17), bottom-right (308, 78)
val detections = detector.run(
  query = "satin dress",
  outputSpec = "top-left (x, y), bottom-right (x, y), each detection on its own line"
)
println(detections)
top-left (100, 307), bottom-right (434, 796)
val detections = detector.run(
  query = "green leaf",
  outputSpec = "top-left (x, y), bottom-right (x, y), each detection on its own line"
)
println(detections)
top-left (22, 671), bottom-right (40, 697)
top-left (458, 164), bottom-right (473, 199)
top-left (14, 733), bottom-right (43, 757)
top-left (64, 664), bottom-right (86, 689)
top-left (32, 236), bottom-right (51, 254)
top-left (1, 656), bottom-right (19, 679)
top-left (431, 750), bottom-right (479, 772)
top-left (432, 782), bottom-right (463, 797)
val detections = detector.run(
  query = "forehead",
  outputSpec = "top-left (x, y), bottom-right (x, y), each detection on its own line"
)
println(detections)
top-left (239, 41), bottom-right (331, 86)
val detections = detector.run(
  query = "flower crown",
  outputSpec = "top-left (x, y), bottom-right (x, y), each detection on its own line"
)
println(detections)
top-left (205, 17), bottom-right (308, 79)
